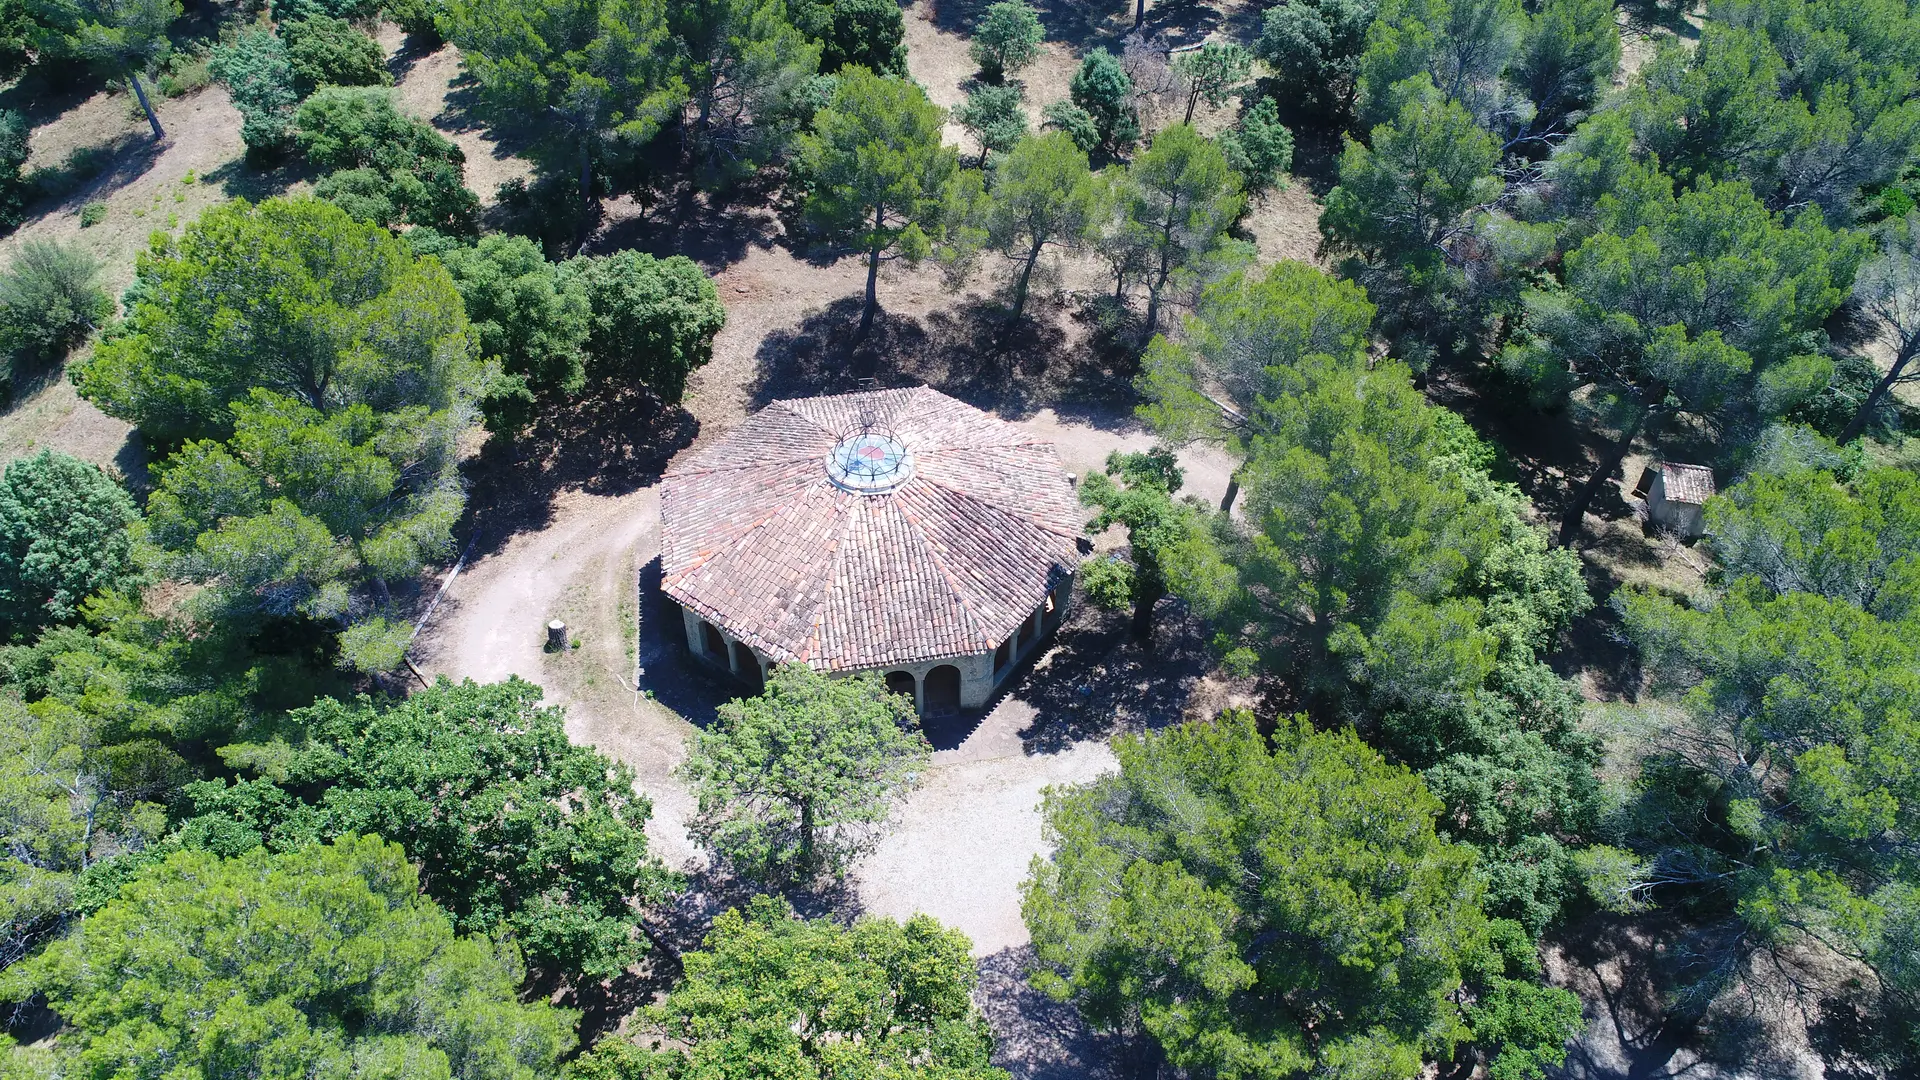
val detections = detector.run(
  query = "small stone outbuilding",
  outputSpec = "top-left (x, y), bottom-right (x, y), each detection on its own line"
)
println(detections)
top-left (1635, 462), bottom-right (1716, 539)
top-left (658, 387), bottom-right (1083, 714)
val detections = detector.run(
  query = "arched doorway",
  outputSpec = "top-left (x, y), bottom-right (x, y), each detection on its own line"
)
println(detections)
top-left (924, 665), bottom-right (961, 713)
top-left (885, 670), bottom-right (917, 700)
top-left (701, 620), bottom-right (727, 660)
top-left (733, 641), bottom-right (765, 693)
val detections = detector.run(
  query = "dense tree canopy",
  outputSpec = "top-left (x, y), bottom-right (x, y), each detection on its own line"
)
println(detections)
top-left (440, 232), bottom-right (591, 416)
top-left (1501, 163), bottom-right (1869, 541)
top-left (5, 835), bottom-right (576, 1080)
top-left (1321, 86), bottom-right (1502, 365)
top-left (1617, 572), bottom-right (1920, 1023)
top-left (1627, 0), bottom-right (1920, 219)
top-left (77, 198), bottom-right (486, 670)
top-left (282, 13), bottom-right (388, 94)
top-left (445, 0), bottom-right (686, 200)
top-left (680, 664), bottom-right (928, 883)
top-left (1114, 123), bottom-right (1244, 334)
top-left (955, 83), bottom-right (1027, 166)
top-left (76, 196), bottom-right (486, 447)
top-left (1025, 711), bottom-right (1583, 1078)
top-left (793, 0), bottom-right (906, 74)
top-left (210, 28), bottom-right (298, 155)
top-left (1257, 0), bottom-right (1378, 127)
top-left (672, 0), bottom-right (821, 189)
top-left (177, 677), bottom-right (677, 979)
top-left (297, 87), bottom-right (480, 234)
top-left (970, 0), bottom-right (1042, 82)
top-left (579, 897), bottom-right (1006, 1080)
top-left (1139, 263), bottom-right (1598, 930)
top-left (0, 689), bottom-right (179, 973)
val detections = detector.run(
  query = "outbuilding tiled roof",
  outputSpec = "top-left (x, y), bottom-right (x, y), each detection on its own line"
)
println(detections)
top-left (1658, 462), bottom-right (1716, 505)
top-left (660, 388), bottom-right (1083, 672)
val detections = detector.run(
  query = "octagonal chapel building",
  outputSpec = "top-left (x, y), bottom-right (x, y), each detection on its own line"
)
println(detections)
top-left (659, 387), bottom-right (1083, 715)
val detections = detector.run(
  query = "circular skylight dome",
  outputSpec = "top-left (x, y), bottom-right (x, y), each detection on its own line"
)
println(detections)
top-left (826, 432), bottom-right (913, 493)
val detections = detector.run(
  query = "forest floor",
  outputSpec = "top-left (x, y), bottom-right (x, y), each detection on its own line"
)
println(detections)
top-left (0, 2), bottom-right (1843, 1076)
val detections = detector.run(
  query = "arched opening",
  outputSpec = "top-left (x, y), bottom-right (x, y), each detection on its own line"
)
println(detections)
top-left (700, 620), bottom-right (727, 660)
top-left (732, 641), bottom-right (764, 692)
top-left (1018, 610), bottom-right (1040, 648)
top-left (993, 638), bottom-right (1011, 672)
top-left (885, 670), bottom-right (917, 700)
top-left (924, 665), bottom-right (961, 713)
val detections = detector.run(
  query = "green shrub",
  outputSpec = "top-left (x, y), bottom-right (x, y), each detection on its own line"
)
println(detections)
top-left (77, 201), bottom-right (106, 226)
top-left (383, 0), bottom-right (445, 42)
top-left (955, 83), bottom-right (1027, 165)
top-left (1067, 48), bottom-right (1137, 155)
top-left (0, 110), bottom-right (30, 231)
top-left (278, 0), bottom-right (383, 19)
top-left (1041, 100), bottom-right (1099, 154)
top-left (155, 48), bottom-right (210, 97)
top-left (282, 15), bottom-right (388, 94)
top-left (1219, 96), bottom-right (1294, 192)
top-left (561, 249), bottom-right (726, 402)
top-left (295, 87), bottom-right (478, 233)
top-left (436, 232), bottom-right (589, 429)
top-left (969, 0), bottom-right (1042, 82)
top-left (0, 240), bottom-right (110, 362)
top-left (209, 29), bottom-right (298, 156)
top-left (0, 449), bottom-right (140, 637)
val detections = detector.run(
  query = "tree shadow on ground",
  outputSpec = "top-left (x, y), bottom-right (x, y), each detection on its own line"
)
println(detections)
top-left (1423, 359), bottom-right (1640, 536)
top-left (1546, 912), bottom-right (1706, 1080)
top-left (383, 32), bottom-right (439, 83)
top-left (24, 129), bottom-right (160, 212)
top-left (1149, 0), bottom-right (1228, 47)
top-left (583, 180), bottom-right (785, 273)
top-left (1010, 601), bottom-right (1213, 754)
top-left (1618, 0), bottom-right (1703, 41)
top-left (459, 385), bottom-right (699, 559)
top-left (943, 0), bottom-right (1129, 52)
top-left (204, 153), bottom-right (316, 202)
top-left (1544, 559), bottom-right (1645, 700)
top-left (0, 72), bottom-right (103, 129)
top-left (976, 945), bottom-right (1132, 1080)
top-left (747, 292), bottom-right (1141, 425)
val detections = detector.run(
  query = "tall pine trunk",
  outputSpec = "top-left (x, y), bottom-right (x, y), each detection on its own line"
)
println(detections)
top-left (1558, 402), bottom-right (1662, 547)
top-left (857, 206), bottom-right (884, 341)
top-left (129, 71), bottom-right (163, 141)
top-left (1839, 335), bottom-right (1919, 444)
top-left (1009, 237), bottom-right (1044, 323)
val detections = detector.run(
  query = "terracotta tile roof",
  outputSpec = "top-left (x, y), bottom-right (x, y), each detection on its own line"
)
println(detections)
top-left (1658, 462), bottom-right (1716, 505)
top-left (660, 388), bottom-right (1083, 671)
